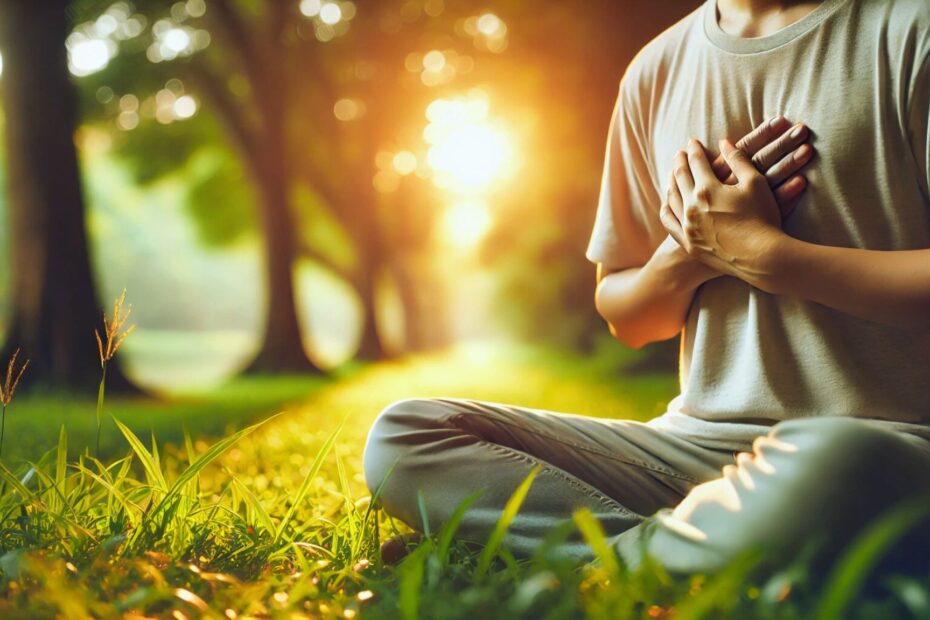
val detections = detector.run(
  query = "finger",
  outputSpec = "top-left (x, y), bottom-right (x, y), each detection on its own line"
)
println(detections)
top-left (687, 139), bottom-right (717, 188)
top-left (660, 202), bottom-right (686, 247)
top-left (720, 139), bottom-right (759, 185)
top-left (737, 115), bottom-right (793, 155)
top-left (754, 123), bottom-right (810, 172)
top-left (765, 143), bottom-right (814, 186)
top-left (773, 175), bottom-right (807, 216)
top-left (666, 171), bottom-right (684, 222)
top-left (712, 115), bottom-right (793, 180)
top-left (673, 150), bottom-right (694, 195)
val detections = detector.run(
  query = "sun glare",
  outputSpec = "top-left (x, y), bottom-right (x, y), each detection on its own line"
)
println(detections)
top-left (444, 200), bottom-right (492, 250)
top-left (425, 93), bottom-right (515, 192)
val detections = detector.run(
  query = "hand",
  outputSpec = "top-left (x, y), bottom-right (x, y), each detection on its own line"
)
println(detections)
top-left (660, 139), bottom-right (788, 286)
top-left (658, 116), bottom-right (814, 283)
top-left (709, 115), bottom-right (813, 214)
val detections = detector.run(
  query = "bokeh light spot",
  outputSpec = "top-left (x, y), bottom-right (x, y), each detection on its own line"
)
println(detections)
top-left (392, 151), bottom-right (418, 176)
top-left (444, 200), bottom-right (492, 250)
top-left (320, 3), bottom-right (342, 25)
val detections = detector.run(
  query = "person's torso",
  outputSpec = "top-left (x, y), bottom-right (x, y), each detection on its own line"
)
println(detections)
top-left (638, 0), bottom-right (930, 425)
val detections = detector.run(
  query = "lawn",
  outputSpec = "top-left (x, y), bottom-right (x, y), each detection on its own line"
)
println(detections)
top-left (0, 341), bottom-right (924, 619)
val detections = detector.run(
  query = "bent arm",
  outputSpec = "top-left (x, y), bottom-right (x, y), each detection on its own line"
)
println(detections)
top-left (595, 236), bottom-right (718, 348)
top-left (759, 238), bottom-right (930, 330)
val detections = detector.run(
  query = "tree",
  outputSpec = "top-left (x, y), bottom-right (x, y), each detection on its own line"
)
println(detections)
top-left (72, 0), bottom-right (470, 369)
top-left (0, 0), bottom-right (133, 392)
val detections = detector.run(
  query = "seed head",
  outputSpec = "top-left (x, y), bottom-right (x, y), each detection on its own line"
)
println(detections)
top-left (0, 349), bottom-right (29, 406)
top-left (96, 289), bottom-right (136, 369)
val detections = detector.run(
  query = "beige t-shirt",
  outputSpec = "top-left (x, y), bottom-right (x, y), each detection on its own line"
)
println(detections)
top-left (587, 0), bottom-right (930, 449)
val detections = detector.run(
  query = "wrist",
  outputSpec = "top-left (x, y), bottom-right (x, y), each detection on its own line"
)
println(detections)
top-left (749, 232), bottom-right (803, 294)
top-left (655, 235), bottom-right (719, 289)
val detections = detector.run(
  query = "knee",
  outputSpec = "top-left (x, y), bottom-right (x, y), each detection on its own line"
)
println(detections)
top-left (362, 398), bottom-right (448, 498)
top-left (771, 417), bottom-right (905, 475)
top-left (766, 417), bottom-right (930, 504)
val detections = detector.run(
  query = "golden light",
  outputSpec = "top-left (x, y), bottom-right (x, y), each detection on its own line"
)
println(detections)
top-left (333, 98), bottom-right (365, 121)
top-left (320, 2), bottom-right (343, 25)
top-left (477, 13), bottom-right (502, 36)
top-left (163, 27), bottom-right (191, 53)
top-left (428, 124), bottom-right (513, 190)
top-left (444, 200), bottom-right (492, 250)
top-left (173, 95), bottom-right (197, 119)
top-left (69, 37), bottom-right (112, 75)
top-left (300, 0), bottom-right (323, 16)
top-left (424, 94), bottom-right (515, 192)
top-left (392, 151), bottom-right (418, 176)
top-left (422, 50), bottom-right (446, 72)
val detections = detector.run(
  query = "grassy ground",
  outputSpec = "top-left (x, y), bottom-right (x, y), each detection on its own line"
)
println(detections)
top-left (0, 342), bottom-right (925, 619)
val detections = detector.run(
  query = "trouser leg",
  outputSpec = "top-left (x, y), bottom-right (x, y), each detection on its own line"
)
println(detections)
top-left (363, 397), bottom-right (737, 560)
top-left (646, 417), bottom-right (930, 574)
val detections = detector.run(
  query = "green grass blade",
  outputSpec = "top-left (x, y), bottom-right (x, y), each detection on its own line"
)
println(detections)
top-left (573, 507), bottom-right (621, 576)
top-left (816, 498), bottom-right (930, 620)
top-left (273, 419), bottom-right (345, 545)
top-left (183, 425), bottom-right (196, 466)
top-left (398, 543), bottom-right (429, 620)
top-left (474, 466), bottom-right (540, 581)
top-left (0, 460), bottom-right (36, 500)
top-left (95, 369), bottom-right (106, 455)
top-left (55, 426), bottom-right (68, 490)
top-left (231, 474), bottom-right (276, 536)
top-left (436, 492), bottom-right (480, 565)
top-left (417, 490), bottom-right (431, 539)
top-left (155, 416), bottom-right (276, 514)
top-left (113, 418), bottom-right (167, 492)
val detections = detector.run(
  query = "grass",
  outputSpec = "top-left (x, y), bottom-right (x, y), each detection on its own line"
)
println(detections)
top-left (0, 341), bottom-right (926, 619)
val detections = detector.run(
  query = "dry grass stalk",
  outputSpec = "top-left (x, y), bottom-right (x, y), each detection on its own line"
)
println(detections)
top-left (0, 348), bottom-right (29, 407)
top-left (95, 289), bottom-right (136, 369)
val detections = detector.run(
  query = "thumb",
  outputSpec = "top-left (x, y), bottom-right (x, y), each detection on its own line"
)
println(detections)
top-left (720, 139), bottom-right (757, 184)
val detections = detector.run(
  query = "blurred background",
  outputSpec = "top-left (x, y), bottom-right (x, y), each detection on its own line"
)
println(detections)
top-left (0, 0), bottom-right (700, 396)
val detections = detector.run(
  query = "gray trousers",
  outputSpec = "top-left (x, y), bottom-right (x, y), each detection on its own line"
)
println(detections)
top-left (363, 398), bottom-right (930, 572)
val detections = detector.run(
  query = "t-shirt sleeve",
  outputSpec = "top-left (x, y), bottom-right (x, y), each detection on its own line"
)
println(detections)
top-left (908, 51), bottom-right (930, 200)
top-left (585, 80), bottom-right (666, 271)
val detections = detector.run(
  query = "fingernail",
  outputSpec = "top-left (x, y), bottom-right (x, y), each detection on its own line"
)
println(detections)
top-left (795, 144), bottom-right (811, 160)
top-left (789, 124), bottom-right (806, 140)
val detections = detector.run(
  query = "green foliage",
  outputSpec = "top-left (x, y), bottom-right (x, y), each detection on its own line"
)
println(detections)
top-left (0, 345), bottom-right (925, 618)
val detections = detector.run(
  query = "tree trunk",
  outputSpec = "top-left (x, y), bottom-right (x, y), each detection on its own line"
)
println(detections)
top-left (346, 204), bottom-right (386, 361)
top-left (244, 163), bottom-right (323, 374)
top-left (353, 262), bottom-right (385, 361)
top-left (0, 0), bottom-right (134, 393)
top-left (244, 73), bottom-right (322, 374)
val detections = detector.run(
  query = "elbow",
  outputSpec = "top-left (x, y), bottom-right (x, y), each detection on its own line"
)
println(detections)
top-left (605, 320), bottom-right (651, 349)
top-left (595, 283), bottom-right (650, 349)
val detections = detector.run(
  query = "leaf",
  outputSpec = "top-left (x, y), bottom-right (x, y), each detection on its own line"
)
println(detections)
top-left (573, 507), bottom-right (621, 577)
top-left (231, 474), bottom-right (275, 536)
top-left (113, 418), bottom-right (167, 492)
top-left (273, 420), bottom-right (344, 545)
top-left (417, 490), bottom-right (431, 539)
top-left (398, 543), bottom-right (429, 620)
top-left (816, 498), bottom-right (930, 620)
top-left (436, 492), bottom-right (480, 565)
top-left (153, 416), bottom-right (278, 517)
top-left (52, 426), bottom-right (68, 514)
top-left (0, 460), bottom-right (36, 501)
top-left (474, 466), bottom-right (540, 581)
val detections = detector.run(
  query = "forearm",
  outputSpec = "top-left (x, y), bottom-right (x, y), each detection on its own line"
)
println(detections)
top-left (595, 236), bottom-right (718, 348)
top-left (758, 236), bottom-right (930, 330)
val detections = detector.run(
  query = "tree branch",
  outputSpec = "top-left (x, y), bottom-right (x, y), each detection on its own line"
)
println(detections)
top-left (204, 0), bottom-right (267, 92)
top-left (183, 59), bottom-right (259, 162)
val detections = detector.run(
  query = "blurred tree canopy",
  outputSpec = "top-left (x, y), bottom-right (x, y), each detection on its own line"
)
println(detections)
top-left (0, 0), bottom-right (698, 387)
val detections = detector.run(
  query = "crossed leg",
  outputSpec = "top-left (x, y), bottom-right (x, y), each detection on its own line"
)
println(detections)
top-left (363, 399), bottom-right (930, 571)
top-left (363, 397), bottom-right (740, 560)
